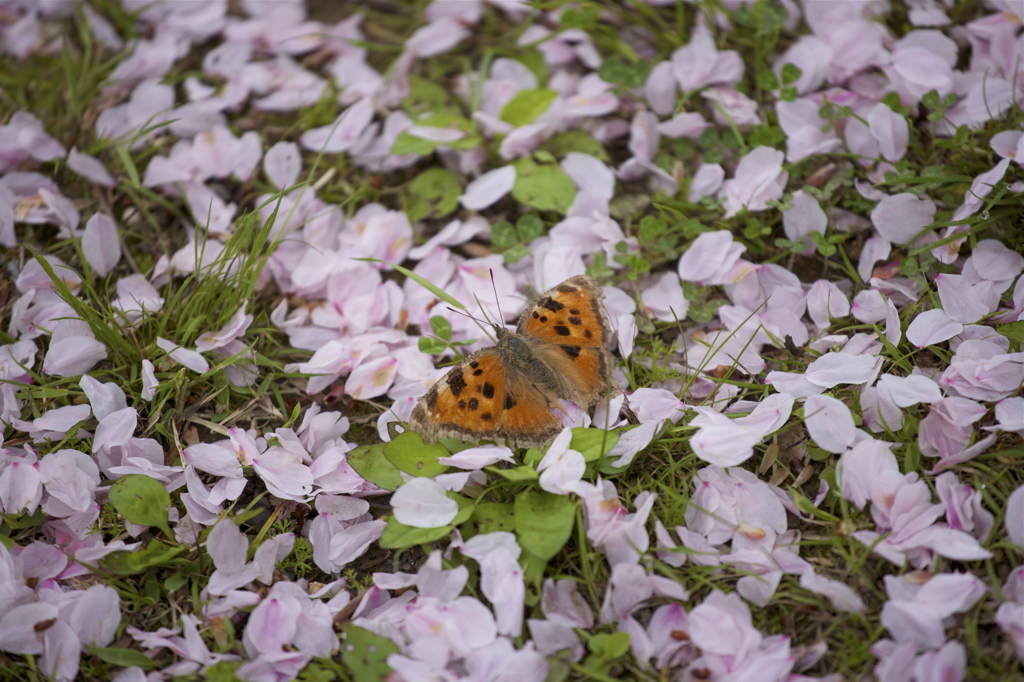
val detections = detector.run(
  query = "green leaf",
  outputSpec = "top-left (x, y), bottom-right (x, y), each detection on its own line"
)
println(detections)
top-left (597, 56), bottom-right (652, 89)
top-left (429, 315), bottom-right (453, 341)
top-left (90, 646), bottom-right (160, 670)
top-left (380, 517), bottom-right (451, 548)
top-left (637, 215), bottom-right (666, 241)
top-left (486, 464), bottom-right (538, 482)
top-left (757, 68), bottom-right (779, 91)
top-left (780, 63), bottom-right (802, 86)
top-left (543, 130), bottom-right (610, 161)
top-left (418, 336), bottom-right (450, 355)
top-left (514, 490), bottom-right (576, 560)
top-left (164, 572), bottom-right (189, 591)
top-left (503, 244), bottom-right (531, 264)
top-left (516, 214), bottom-right (544, 242)
top-left (203, 662), bottom-right (243, 681)
top-left (347, 444), bottom-right (405, 491)
top-left (559, 6), bottom-right (598, 29)
top-left (3, 507), bottom-right (47, 530)
top-left (383, 431), bottom-right (450, 477)
top-left (472, 502), bottom-right (516, 534)
top-left (601, 631), bottom-right (632, 659)
top-left (102, 540), bottom-right (185, 576)
top-left (342, 624), bottom-right (399, 681)
top-left (512, 157), bottom-right (575, 214)
top-left (500, 88), bottom-right (558, 126)
top-left (405, 75), bottom-right (456, 113)
top-left (108, 474), bottom-right (175, 541)
top-left (391, 130), bottom-right (441, 156)
top-left (408, 168), bottom-right (462, 222)
top-left (997, 321), bottom-right (1024, 345)
top-left (570, 427), bottom-right (619, 461)
top-left (490, 220), bottom-right (517, 248)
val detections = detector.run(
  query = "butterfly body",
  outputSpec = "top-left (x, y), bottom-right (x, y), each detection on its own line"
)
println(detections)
top-left (410, 275), bottom-right (613, 449)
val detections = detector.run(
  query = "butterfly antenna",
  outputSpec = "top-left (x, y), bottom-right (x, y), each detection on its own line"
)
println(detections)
top-left (490, 270), bottom-right (504, 326)
top-left (446, 307), bottom-right (499, 343)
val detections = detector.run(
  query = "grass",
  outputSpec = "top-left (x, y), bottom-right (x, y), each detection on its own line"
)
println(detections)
top-left (1, 0), bottom-right (1023, 680)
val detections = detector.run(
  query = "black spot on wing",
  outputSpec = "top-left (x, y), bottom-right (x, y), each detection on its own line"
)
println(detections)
top-left (569, 308), bottom-right (580, 315)
top-left (554, 325), bottom-right (571, 336)
top-left (560, 344), bottom-right (581, 359)
top-left (568, 316), bottom-right (582, 325)
top-left (480, 412), bottom-right (492, 421)
top-left (584, 329), bottom-right (592, 339)
top-left (468, 397), bottom-right (479, 411)
top-left (538, 296), bottom-right (565, 312)
top-left (472, 369), bottom-right (483, 376)
top-left (458, 399), bottom-right (466, 409)
top-left (470, 361), bottom-right (479, 368)
top-left (504, 393), bottom-right (517, 410)
top-left (482, 382), bottom-right (495, 399)
top-left (448, 368), bottom-right (466, 397)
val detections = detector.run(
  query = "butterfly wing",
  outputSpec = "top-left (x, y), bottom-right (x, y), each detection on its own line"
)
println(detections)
top-left (409, 349), bottom-right (508, 445)
top-left (410, 345), bottom-right (565, 449)
top-left (517, 275), bottom-right (613, 407)
top-left (497, 370), bottom-right (564, 449)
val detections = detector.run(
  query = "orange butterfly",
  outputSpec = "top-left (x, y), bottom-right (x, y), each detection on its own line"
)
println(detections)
top-left (409, 275), bottom-right (613, 448)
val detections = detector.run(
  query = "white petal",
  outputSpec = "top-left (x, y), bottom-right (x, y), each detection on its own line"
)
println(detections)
top-left (391, 477), bottom-right (457, 528)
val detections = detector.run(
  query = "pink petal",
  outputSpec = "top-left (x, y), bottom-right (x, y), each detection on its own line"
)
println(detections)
top-left (438, 445), bottom-right (516, 470)
top-left (253, 448), bottom-right (313, 499)
top-left (141, 359), bottom-right (159, 401)
top-left (0, 461), bottom-right (42, 515)
top-left (871, 193), bottom-right (936, 244)
top-left (391, 477), bottom-right (457, 528)
top-left (459, 165), bottom-right (516, 210)
top-left (156, 337), bottom-right (210, 373)
top-left (196, 305), bottom-right (252, 351)
top-left (67, 147), bottom-right (116, 187)
top-left (677, 230), bottom-right (745, 285)
top-left (687, 162), bottom-right (724, 202)
top-left (1006, 486), bottom-right (1024, 548)
top-left (43, 333), bottom-right (107, 377)
top-left (82, 213), bottom-right (121, 277)
top-left (644, 61), bottom-right (677, 116)
top-left (263, 141), bottom-right (301, 189)
top-left (207, 518), bottom-right (249, 573)
top-left (935, 274), bottom-right (989, 324)
top-left (877, 374), bottom-right (942, 407)
top-left (782, 189), bottom-right (827, 242)
top-left (407, 17), bottom-right (469, 57)
top-left (867, 103), bottom-right (909, 162)
top-left (858, 234), bottom-right (892, 281)
top-left (31, 404), bottom-right (92, 433)
top-left (805, 352), bottom-right (877, 387)
top-left (906, 308), bottom-right (963, 347)
top-left (93, 407), bottom-right (138, 454)
top-left (804, 394), bottom-right (856, 453)
top-left (299, 96), bottom-right (375, 153)
top-left (800, 569), bottom-right (866, 612)
top-left (806, 280), bottom-right (850, 328)
top-left (345, 355), bottom-right (398, 400)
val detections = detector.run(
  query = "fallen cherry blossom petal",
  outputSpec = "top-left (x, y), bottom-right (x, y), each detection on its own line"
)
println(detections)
top-left (391, 477), bottom-right (457, 528)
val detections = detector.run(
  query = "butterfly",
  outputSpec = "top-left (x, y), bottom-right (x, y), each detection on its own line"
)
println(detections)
top-left (409, 275), bottom-right (613, 449)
